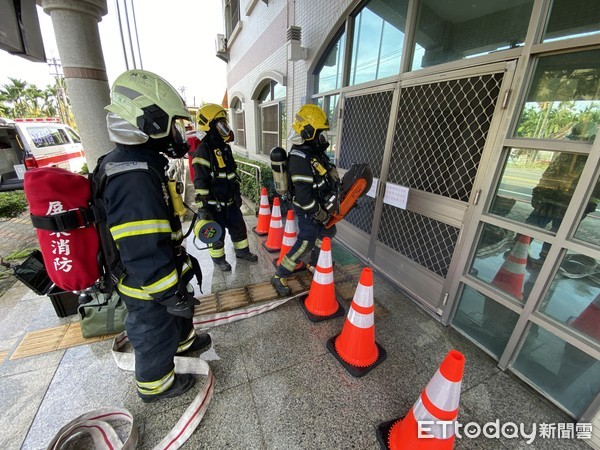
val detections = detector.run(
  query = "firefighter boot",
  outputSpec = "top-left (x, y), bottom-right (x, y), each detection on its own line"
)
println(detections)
top-left (235, 248), bottom-right (258, 262)
top-left (213, 257), bottom-right (232, 272)
top-left (271, 275), bottom-right (291, 296)
top-left (181, 332), bottom-right (212, 354)
top-left (139, 373), bottom-right (196, 403)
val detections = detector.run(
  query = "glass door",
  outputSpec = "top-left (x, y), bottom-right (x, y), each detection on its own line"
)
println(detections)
top-left (447, 48), bottom-right (600, 418)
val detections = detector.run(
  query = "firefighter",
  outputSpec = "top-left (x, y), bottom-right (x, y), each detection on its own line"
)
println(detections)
top-left (100, 70), bottom-right (210, 403)
top-left (271, 104), bottom-right (339, 296)
top-left (192, 103), bottom-right (258, 271)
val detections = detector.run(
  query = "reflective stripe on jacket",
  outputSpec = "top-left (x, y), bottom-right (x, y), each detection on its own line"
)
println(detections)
top-left (99, 144), bottom-right (188, 301)
top-left (192, 135), bottom-right (239, 206)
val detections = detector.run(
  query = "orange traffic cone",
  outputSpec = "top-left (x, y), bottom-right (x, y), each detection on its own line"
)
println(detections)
top-left (273, 209), bottom-right (305, 271)
top-left (262, 197), bottom-right (284, 253)
top-left (253, 187), bottom-right (271, 236)
top-left (492, 234), bottom-right (531, 301)
top-left (377, 350), bottom-right (465, 450)
top-left (300, 237), bottom-right (344, 322)
top-left (326, 267), bottom-right (386, 377)
top-left (571, 293), bottom-right (600, 341)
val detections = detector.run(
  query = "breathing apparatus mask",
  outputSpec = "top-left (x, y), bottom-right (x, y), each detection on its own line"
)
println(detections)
top-left (164, 119), bottom-right (190, 158)
top-left (212, 118), bottom-right (234, 143)
top-left (316, 131), bottom-right (330, 152)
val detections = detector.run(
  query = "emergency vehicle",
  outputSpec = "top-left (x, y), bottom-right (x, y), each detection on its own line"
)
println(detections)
top-left (0, 117), bottom-right (86, 191)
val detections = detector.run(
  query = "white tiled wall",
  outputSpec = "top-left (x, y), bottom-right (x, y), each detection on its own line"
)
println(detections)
top-left (226, 0), bottom-right (357, 158)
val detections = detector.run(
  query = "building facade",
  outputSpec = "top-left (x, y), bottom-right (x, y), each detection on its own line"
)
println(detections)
top-left (219, 0), bottom-right (600, 437)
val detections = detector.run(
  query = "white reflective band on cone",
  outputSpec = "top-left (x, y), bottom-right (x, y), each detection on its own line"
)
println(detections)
top-left (282, 235), bottom-right (297, 246)
top-left (347, 306), bottom-right (374, 328)
top-left (313, 270), bottom-right (334, 285)
top-left (352, 283), bottom-right (373, 308)
top-left (259, 206), bottom-right (270, 213)
top-left (270, 219), bottom-right (282, 228)
top-left (425, 369), bottom-right (462, 412)
top-left (413, 397), bottom-right (456, 439)
top-left (318, 249), bottom-right (332, 268)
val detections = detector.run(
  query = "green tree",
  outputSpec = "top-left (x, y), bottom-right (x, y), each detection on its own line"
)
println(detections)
top-left (0, 78), bottom-right (29, 118)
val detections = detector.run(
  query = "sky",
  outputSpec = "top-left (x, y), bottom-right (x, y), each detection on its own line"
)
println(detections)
top-left (0, 0), bottom-right (227, 107)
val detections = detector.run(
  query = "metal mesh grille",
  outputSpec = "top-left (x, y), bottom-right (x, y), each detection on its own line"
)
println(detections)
top-left (338, 90), bottom-right (393, 175)
top-left (338, 91), bottom-right (393, 233)
top-left (344, 195), bottom-right (377, 234)
top-left (378, 205), bottom-right (460, 277)
top-left (389, 73), bottom-right (503, 202)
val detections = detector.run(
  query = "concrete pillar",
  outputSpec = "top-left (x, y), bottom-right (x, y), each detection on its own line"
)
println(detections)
top-left (41, 0), bottom-right (112, 171)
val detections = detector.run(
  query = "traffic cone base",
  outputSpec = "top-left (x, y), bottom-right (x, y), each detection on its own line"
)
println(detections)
top-left (253, 226), bottom-right (269, 236)
top-left (299, 294), bottom-right (345, 322)
top-left (326, 334), bottom-right (387, 377)
top-left (376, 419), bottom-right (398, 450)
top-left (263, 241), bottom-right (282, 253)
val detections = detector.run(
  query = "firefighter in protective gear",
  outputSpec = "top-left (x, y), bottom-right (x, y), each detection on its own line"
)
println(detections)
top-left (100, 70), bottom-right (211, 403)
top-left (192, 103), bottom-right (258, 271)
top-left (271, 104), bottom-right (339, 296)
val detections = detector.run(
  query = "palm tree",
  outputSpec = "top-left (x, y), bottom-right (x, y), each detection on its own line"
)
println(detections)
top-left (42, 85), bottom-right (59, 117)
top-left (25, 84), bottom-right (45, 117)
top-left (0, 78), bottom-right (29, 118)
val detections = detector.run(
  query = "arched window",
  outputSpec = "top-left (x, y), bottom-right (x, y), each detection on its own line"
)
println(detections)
top-left (231, 97), bottom-right (245, 148)
top-left (257, 80), bottom-right (286, 155)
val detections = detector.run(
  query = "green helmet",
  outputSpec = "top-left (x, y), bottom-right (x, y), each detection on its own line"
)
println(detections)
top-left (105, 70), bottom-right (191, 139)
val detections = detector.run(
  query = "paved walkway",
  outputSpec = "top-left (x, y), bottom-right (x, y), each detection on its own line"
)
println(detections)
top-left (0, 192), bottom-right (591, 450)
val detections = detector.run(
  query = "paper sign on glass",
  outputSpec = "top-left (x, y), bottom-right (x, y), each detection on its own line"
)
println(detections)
top-left (383, 183), bottom-right (409, 209)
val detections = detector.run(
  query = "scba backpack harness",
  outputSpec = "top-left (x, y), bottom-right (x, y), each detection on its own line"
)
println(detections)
top-left (24, 163), bottom-right (203, 302)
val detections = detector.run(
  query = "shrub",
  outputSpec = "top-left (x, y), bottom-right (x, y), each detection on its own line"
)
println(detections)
top-left (0, 191), bottom-right (28, 219)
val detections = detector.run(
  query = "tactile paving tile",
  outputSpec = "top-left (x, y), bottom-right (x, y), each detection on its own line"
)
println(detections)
top-left (0, 351), bottom-right (7, 364)
top-left (10, 275), bottom-right (315, 360)
top-left (10, 325), bottom-right (69, 359)
top-left (217, 288), bottom-right (249, 311)
top-left (11, 322), bottom-right (116, 359)
top-left (57, 322), bottom-right (106, 349)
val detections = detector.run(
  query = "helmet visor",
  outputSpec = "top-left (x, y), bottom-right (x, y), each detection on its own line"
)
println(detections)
top-left (215, 119), bottom-right (232, 139)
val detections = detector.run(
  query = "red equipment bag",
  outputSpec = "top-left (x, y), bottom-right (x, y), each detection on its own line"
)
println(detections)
top-left (24, 168), bottom-right (100, 291)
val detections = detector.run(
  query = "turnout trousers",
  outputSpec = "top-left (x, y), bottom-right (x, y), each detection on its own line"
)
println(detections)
top-left (120, 293), bottom-right (196, 394)
top-left (276, 205), bottom-right (336, 278)
top-left (207, 203), bottom-right (251, 260)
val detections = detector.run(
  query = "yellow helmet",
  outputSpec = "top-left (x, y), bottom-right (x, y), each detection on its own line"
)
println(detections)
top-left (291, 104), bottom-right (329, 141)
top-left (105, 70), bottom-right (190, 139)
top-left (196, 103), bottom-right (228, 132)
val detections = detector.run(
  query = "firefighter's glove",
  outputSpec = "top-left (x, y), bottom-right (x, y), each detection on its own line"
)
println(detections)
top-left (313, 206), bottom-right (330, 226)
top-left (162, 291), bottom-right (199, 319)
top-left (328, 166), bottom-right (340, 184)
